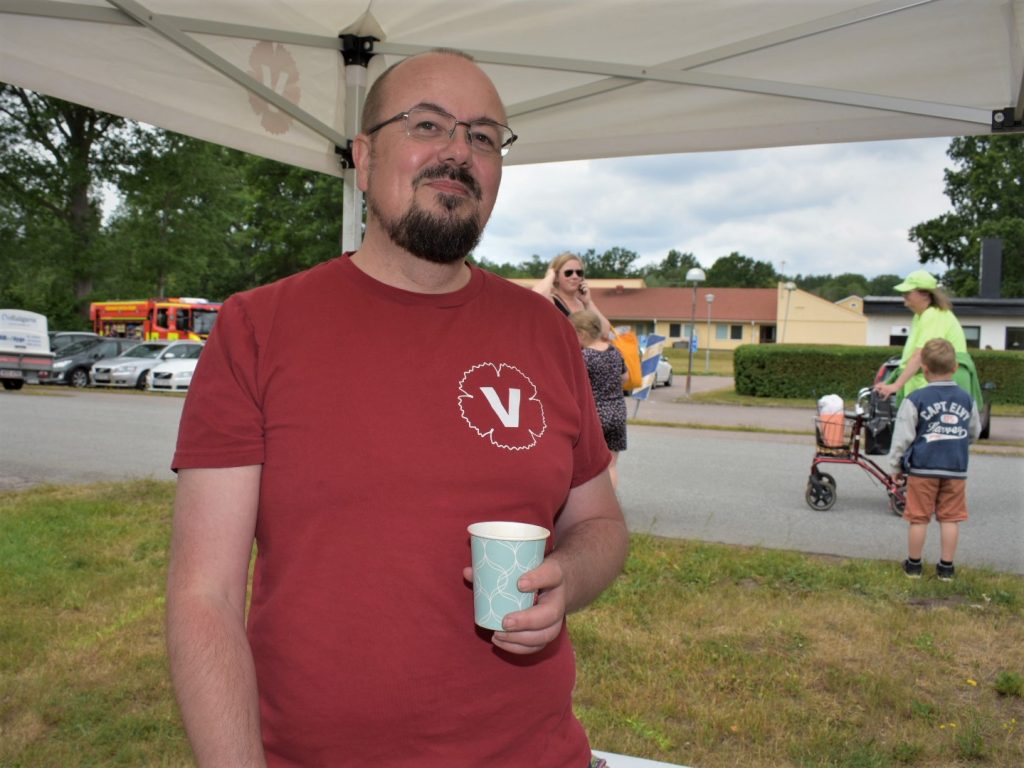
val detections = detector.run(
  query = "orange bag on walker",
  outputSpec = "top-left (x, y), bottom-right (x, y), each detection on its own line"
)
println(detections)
top-left (816, 394), bottom-right (846, 448)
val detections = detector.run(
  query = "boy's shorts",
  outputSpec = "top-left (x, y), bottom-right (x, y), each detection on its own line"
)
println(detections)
top-left (904, 476), bottom-right (968, 524)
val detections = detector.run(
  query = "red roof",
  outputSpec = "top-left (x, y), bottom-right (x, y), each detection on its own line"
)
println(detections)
top-left (590, 286), bottom-right (778, 322)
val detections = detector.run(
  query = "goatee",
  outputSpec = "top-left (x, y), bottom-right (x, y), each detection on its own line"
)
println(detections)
top-left (372, 198), bottom-right (482, 265)
top-left (367, 164), bottom-right (484, 264)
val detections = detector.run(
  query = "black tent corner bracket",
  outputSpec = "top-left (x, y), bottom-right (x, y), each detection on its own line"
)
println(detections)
top-left (991, 108), bottom-right (1024, 132)
top-left (335, 141), bottom-right (354, 169)
top-left (340, 34), bottom-right (379, 67)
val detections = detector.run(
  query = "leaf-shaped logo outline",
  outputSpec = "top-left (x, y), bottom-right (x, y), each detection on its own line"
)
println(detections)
top-left (458, 362), bottom-right (546, 451)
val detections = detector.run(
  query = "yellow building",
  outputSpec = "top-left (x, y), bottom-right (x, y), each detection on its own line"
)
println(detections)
top-left (777, 283), bottom-right (866, 345)
top-left (513, 276), bottom-right (867, 348)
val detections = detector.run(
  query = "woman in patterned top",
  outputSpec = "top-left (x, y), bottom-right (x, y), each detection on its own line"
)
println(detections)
top-left (570, 309), bottom-right (628, 490)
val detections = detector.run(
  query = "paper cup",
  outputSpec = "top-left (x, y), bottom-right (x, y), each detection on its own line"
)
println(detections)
top-left (468, 521), bottom-right (550, 630)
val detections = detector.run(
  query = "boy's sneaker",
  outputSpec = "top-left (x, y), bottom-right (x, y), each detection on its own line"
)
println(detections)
top-left (936, 562), bottom-right (956, 581)
top-left (902, 559), bottom-right (923, 578)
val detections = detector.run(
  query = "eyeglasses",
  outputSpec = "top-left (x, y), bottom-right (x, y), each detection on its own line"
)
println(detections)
top-left (365, 106), bottom-right (518, 157)
top-left (563, 269), bottom-right (584, 278)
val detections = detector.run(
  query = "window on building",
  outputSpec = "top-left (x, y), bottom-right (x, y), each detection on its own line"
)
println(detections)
top-left (1007, 327), bottom-right (1024, 351)
top-left (715, 325), bottom-right (727, 340)
top-left (730, 324), bottom-right (743, 340)
top-left (961, 325), bottom-right (980, 349)
top-left (669, 322), bottom-right (681, 337)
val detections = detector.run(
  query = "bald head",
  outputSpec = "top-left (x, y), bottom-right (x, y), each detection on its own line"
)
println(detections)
top-left (362, 50), bottom-right (502, 133)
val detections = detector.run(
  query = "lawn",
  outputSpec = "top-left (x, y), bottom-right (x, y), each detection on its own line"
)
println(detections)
top-left (2, 481), bottom-right (1022, 767)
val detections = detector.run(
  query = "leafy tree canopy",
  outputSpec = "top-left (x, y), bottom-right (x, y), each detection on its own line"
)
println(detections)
top-left (909, 135), bottom-right (1024, 297)
top-left (704, 252), bottom-right (779, 288)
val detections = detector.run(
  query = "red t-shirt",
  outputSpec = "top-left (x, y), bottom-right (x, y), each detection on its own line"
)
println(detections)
top-left (173, 256), bottom-right (611, 767)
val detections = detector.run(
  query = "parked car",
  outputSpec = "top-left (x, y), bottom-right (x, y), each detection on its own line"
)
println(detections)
top-left (147, 344), bottom-right (203, 392)
top-left (48, 337), bottom-right (137, 387)
top-left (91, 340), bottom-right (203, 389)
top-left (873, 355), bottom-right (991, 440)
top-left (48, 331), bottom-right (99, 354)
top-left (655, 355), bottom-right (673, 387)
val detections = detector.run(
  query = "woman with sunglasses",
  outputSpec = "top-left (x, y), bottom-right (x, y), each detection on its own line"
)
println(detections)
top-left (533, 251), bottom-right (611, 337)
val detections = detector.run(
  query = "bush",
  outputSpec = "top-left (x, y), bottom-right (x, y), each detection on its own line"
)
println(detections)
top-left (974, 349), bottom-right (1024, 405)
top-left (733, 344), bottom-right (898, 400)
top-left (734, 344), bottom-right (1024, 404)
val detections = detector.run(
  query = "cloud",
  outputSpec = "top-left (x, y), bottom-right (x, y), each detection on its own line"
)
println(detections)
top-left (478, 137), bottom-right (952, 279)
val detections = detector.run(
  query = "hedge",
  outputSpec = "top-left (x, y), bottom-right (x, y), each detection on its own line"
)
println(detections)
top-left (733, 344), bottom-right (1024, 405)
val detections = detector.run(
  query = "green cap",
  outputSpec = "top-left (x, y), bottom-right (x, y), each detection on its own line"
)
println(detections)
top-left (893, 269), bottom-right (938, 292)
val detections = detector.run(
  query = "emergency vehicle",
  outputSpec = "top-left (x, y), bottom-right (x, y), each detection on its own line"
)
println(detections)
top-left (89, 298), bottom-right (221, 341)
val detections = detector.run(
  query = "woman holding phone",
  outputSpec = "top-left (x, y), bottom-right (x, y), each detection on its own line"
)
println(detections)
top-left (533, 251), bottom-right (611, 337)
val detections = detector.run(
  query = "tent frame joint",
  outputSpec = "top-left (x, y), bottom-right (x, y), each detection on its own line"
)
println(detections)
top-left (340, 34), bottom-right (378, 67)
top-left (335, 140), bottom-right (354, 169)
top-left (991, 108), bottom-right (1024, 133)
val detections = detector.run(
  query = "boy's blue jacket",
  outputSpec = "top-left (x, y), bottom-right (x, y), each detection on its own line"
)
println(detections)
top-left (886, 380), bottom-right (981, 479)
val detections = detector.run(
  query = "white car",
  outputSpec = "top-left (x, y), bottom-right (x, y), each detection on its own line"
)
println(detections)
top-left (655, 355), bottom-right (673, 387)
top-left (146, 344), bottom-right (203, 392)
top-left (91, 340), bottom-right (202, 389)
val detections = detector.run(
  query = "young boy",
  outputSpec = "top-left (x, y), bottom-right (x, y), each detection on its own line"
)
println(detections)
top-left (887, 338), bottom-right (981, 580)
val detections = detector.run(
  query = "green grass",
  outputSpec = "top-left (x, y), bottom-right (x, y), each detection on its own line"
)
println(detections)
top-left (2, 483), bottom-right (1022, 767)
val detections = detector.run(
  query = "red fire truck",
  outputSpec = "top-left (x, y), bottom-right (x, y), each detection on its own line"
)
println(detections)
top-left (89, 298), bottom-right (222, 341)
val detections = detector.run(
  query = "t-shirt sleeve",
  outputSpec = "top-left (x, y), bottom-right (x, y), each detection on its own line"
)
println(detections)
top-left (171, 296), bottom-right (266, 470)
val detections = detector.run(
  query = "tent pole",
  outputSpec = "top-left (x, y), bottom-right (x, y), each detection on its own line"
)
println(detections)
top-left (341, 64), bottom-right (366, 253)
top-left (338, 35), bottom-right (376, 253)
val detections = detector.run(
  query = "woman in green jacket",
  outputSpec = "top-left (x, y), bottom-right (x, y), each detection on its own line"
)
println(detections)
top-left (874, 269), bottom-right (981, 406)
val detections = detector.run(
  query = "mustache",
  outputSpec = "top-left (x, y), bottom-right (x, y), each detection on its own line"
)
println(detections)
top-left (413, 165), bottom-right (482, 201)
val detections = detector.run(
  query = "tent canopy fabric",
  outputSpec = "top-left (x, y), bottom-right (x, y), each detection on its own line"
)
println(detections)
top-left (3, 0), bottom-right (1023, 178)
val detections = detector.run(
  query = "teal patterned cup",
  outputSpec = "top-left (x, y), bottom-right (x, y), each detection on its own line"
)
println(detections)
top-left (468, 521), bottom-right (550, 630)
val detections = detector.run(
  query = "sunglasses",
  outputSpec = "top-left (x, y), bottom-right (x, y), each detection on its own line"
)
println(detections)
top-left (562, 269), bottom-right (584, 278)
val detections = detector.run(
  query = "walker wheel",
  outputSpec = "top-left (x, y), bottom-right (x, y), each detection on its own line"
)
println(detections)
top-left (805, 473), bottom-right (836, 511)
top-left (888, 492), bottom-right (906, 517)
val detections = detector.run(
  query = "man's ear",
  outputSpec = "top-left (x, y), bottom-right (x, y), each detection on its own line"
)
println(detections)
top-left (352, 134), bottom-right (371, 193)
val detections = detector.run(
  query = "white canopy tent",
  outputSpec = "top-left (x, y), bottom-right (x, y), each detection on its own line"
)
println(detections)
top-left (2, 0), bottom-right (1022, 252)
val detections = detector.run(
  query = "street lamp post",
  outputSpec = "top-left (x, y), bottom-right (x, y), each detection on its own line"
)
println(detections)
top-left (684, 267), bottom-right (706, 395)
top-left (704, 293), bottom-right (715, 372)
top-left (781, 281), bottom-right (796, 343)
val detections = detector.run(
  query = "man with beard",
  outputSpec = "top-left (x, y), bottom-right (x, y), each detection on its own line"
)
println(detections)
top-left (166, 49), bottom-right (629, 768)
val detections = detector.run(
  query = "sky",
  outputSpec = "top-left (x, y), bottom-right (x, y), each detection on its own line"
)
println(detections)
top-left (476, 136), bottom-right (956, 281)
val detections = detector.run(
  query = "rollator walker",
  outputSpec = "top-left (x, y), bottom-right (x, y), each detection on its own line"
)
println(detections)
top-left (805, 387), bottom-right (906, 516)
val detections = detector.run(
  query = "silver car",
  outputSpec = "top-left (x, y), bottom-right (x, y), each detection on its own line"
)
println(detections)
top-left (90, 340), bottom-right (203, 389)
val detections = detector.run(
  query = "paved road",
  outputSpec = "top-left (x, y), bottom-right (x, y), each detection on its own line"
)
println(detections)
top-left (618, 425), bottom-right (1023, 574)
top-left (1, 388), bottom-right (182, 490)
top-left (3, 386), bottom-right (1022, 573)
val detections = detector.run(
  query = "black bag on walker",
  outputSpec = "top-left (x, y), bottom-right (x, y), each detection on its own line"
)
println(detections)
top-left (864, 391), bottom-right (896, 455)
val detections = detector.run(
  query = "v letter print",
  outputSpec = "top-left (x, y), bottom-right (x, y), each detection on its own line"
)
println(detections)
top-left (479, 387), bottom-right (521, 427)
top-left (458, 363), bottom-right (546, 451)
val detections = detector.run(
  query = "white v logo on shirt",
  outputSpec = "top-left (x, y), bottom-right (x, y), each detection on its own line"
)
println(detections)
top-left (479, 387), bottom-right (521, 428)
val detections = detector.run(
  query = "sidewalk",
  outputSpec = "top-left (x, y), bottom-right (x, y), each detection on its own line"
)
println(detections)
top-left (629, 376), bottom-right (1024, 448)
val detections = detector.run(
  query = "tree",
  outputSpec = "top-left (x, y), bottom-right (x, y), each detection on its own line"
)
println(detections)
top-left (579, 247), bottom-right (641, 278)
top-left (0, 85), bottom-right (141, 323)
top-left (909, 135), bottom-right (1024, 297)
top-left (638, 249), bottom-right (702, 286)
top-left (472, 254), bottom-right (547, 278)
top-left (867, 274), bottom-right (902, 296)
top-left (103, 131), bottom-right (250, 300)
top-left (234, 156), bottom-right (346, 291)
top-left (704, 252), bottom-right (778, 287)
